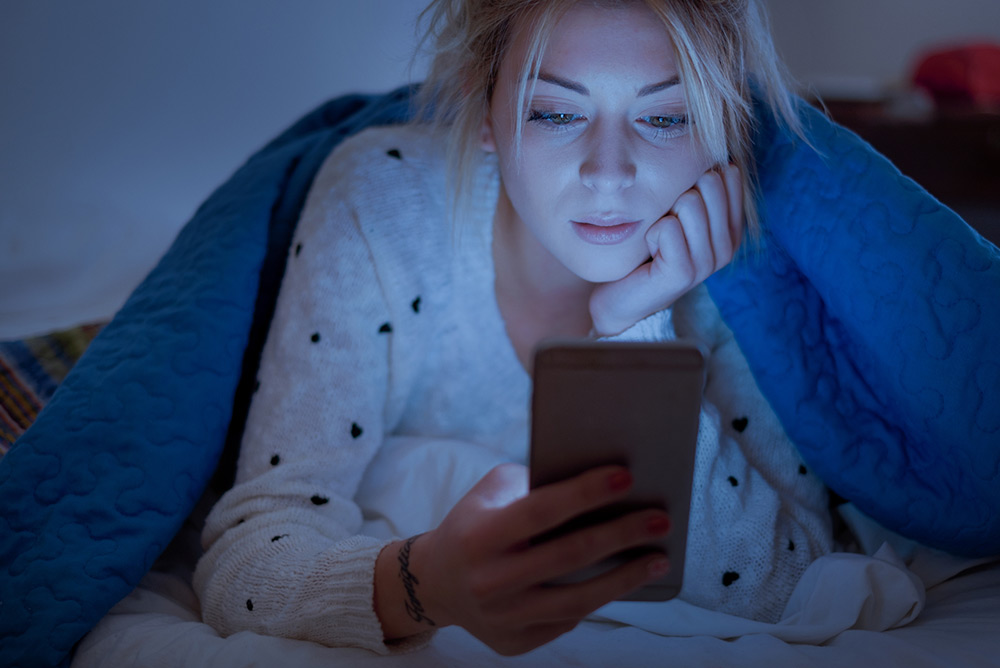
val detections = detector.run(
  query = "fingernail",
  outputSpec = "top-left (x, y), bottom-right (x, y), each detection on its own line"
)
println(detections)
top-left (646, 516), bottom-right (671, 535)
top-left (648, 558), bottom-right (670, 577)
top-left (608, 470), bottom-right (632, 492)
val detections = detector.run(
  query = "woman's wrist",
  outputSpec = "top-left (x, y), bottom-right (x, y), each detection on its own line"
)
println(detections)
top-left (374, 533), bottom-right (448, 641)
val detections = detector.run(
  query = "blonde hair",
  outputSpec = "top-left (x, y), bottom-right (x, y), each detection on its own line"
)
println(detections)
top-left (414, 0), bottom-right (802, 238)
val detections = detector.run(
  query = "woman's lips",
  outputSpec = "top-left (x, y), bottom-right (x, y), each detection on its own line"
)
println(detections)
top-left (571, 219), bottom-right (641, 245)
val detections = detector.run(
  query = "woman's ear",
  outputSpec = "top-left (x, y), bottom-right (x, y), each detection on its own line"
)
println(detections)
top-left (480, 112), bottom-right (497, 153)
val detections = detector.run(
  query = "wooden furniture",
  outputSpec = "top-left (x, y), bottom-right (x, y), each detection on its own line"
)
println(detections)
top-left (821, 99), bottom-right (1000, 245)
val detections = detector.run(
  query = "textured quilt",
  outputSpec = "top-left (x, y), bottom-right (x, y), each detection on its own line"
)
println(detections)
top-left (0, 87), bottom-right (997, 668)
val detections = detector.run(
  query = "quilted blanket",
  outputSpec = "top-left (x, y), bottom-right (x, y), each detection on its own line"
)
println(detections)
top-left (1, 86), bottom-right (997, 667)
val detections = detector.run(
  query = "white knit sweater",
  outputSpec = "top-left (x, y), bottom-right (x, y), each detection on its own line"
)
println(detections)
top-left (193, 124), bottom-right (833, 654)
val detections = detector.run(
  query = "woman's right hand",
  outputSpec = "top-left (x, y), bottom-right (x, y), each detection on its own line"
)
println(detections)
top-left (375, 463), bottom-right (671, 655)
top-left (589, 165), bottom-right (743, 337)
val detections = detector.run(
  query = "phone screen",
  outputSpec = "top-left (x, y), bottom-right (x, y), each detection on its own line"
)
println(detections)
top-left (529, 340), bottom-right (705, 601)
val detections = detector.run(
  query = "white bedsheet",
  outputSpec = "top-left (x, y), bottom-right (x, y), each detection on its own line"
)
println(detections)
top-left (73, 437), bottom-right (1000, 667)
top-left (72, 559), bottom-right (1000, 668)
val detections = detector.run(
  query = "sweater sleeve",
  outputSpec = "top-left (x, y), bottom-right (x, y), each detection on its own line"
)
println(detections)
top-left (192, 161), bottom-right (430, 653)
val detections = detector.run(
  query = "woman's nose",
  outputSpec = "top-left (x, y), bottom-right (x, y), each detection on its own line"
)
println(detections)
top-left (579, 125), bottom-right (636, 193)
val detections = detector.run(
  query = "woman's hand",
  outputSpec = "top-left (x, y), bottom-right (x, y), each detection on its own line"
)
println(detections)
top-left (589, 164), bottom-right (744, 337)
top-left (374, 463), bottom-right (671, 656)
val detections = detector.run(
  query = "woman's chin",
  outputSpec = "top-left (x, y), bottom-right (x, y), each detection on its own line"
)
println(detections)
top-left (569, 254), bottom-right (649, 285)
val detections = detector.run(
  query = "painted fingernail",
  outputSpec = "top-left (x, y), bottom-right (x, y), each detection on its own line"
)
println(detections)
top-left (649, 558), bottom-right (670, 577)
top-left (608, 470), bottom-right (633, 492)
top-left (647, 516), bottom-right (671, 535)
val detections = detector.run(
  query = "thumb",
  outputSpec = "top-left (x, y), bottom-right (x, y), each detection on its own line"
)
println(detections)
top-left (472, 463), bottom-right (529, 509)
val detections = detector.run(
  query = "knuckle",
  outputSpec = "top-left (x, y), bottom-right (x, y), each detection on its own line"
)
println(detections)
top-left (673, 190), bottom-right (700, 214)
top-left (698, 169), bottom-right (723, 190)
top-left (659, 213), bottom-right (681, 232)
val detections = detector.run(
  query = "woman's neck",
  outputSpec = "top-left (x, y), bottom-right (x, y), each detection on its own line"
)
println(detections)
top-left (491, 187), bottom-right (594, 370)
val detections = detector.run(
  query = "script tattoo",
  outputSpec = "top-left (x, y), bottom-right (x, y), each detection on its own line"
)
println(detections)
top-left (398, 534), bottom-right (436, 626)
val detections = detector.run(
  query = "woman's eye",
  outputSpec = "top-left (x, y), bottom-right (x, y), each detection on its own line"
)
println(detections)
top-left (638, 114), bottom-right (689, 140)
top-left (642, 115), bottom-right (687, 129)
top-left (527, 110), bottom-right (584, 127)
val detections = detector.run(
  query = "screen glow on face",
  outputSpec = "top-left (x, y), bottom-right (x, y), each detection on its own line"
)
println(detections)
top-left (484, 2), bottom-right (712, 286)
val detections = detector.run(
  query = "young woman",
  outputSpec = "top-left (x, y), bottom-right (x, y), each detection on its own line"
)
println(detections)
top-left (194, 0), bottom-right (832, 656)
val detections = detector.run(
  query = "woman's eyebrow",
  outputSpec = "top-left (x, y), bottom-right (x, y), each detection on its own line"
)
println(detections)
top-left (536, 72), bottom-right (588, 95)
top-left (535, 71), bottom-right (681, 97)
top-left (637, 76), bottom-right (681, 96)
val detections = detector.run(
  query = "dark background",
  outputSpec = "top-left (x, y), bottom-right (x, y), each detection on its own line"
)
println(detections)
top-left (1, 0), bottom-right (997, 339)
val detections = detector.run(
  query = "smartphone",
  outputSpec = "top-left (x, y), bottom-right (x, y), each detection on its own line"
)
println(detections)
top-left (529, 340), bottom-right (706, 601)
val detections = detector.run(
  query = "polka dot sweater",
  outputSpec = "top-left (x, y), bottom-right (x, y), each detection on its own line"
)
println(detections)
top-left (193, 124), bottom-right (833, 654)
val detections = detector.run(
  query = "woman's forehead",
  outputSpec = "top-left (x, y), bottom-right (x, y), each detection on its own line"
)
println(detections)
top-left (504, 2), bottom-right (680, 92)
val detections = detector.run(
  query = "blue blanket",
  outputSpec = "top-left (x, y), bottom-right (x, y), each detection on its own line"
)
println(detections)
top-left (1, 87), bottom-right (997, 667)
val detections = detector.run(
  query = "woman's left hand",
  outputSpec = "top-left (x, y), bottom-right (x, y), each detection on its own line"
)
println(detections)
top-left (589, 164), bottom-right (744, 336)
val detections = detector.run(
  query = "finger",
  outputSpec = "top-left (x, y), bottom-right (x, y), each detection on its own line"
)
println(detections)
top-left (696, 169), bottom-right (734, 272)
top-left (591, 215), bottom-right (690, 335)
top-left (670, 189), bottom-right (713, 279)
top-left (634, 214), bottom-right (695, 308)
top-left (487, 466), bottom-right (634, 547)
top-left (469, 463), bottom-right (529, 510)
top-left (723, 163), bottom-right (744, 247)
top-left (516, 552), bottom-right (670, 624)
top-left (646, 214), bottom-right (689, 270)
top-left (643, 214), bottom-right (697, 308)
top-left (498, 507), bottom-right (671, 588)
top-left (590, 213), bottom-right (697, 336)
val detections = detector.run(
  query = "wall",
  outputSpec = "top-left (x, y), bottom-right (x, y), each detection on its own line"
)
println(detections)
top-left (0, 0), bottom-right (428, 336)
top-left (1, 0), bottom-right (997, 337)
top-left (764, 0), bottom-right (1000, 98)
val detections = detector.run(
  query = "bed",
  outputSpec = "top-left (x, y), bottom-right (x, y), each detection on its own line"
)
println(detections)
top-left (1, 86), bottom-right (998, 667)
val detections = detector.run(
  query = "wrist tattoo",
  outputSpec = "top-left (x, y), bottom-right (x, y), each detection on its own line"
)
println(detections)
top-left (398, 534), bottom-right (436, 627)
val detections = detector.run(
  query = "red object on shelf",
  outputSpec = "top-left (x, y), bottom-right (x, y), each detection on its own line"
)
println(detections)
top-left (913, 43), bottom-right (1000, 107)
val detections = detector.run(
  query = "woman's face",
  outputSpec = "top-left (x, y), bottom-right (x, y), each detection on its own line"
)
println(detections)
top-left (484, 1), bottom-right (712, 284)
